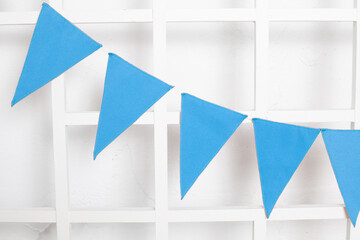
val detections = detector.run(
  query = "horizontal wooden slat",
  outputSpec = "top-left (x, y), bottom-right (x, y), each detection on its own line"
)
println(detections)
top-left (169, 205), bottom-right (348, 222)
top-left (70, 208), bottom-right (156, 223)
top-left (64, 110), bottom-right (354, 125)
top-left (0, 9), bottom-right (152, 25)
top-left (269, 204), bottom-right (348, 220)
top-left (166, 9), bottom-right (256, 22)
top-left (0, 208), bottom-right (56, 223)
top-left (0, 9), bottom-right (358, 25)
top-left (268, 9), bottom-right (356, 22)
top-left (168, 207), bottom-right (265, 222)
top-left (0, 205), bottom-right (348, 223)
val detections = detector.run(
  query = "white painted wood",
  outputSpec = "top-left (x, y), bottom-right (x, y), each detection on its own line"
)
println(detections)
top-left (64, 10), bottom-right (152, 23)
top-left (51, 72), bottom-right (71, 238)
top-left (348, 2), bottom-right (360, 239)
top-left (254, 0), bottom-right (269, 119)
top-left (69, 209), bottom-right (156, 223)
top-left (253, 220), bottom-right (267, 240)
top-left (269, 205), bottom-right (348, 220)
top-left (51, 77), bottom-right (71, 239)
top-left (49, 1), bottom-right (71, 239)
top-left (346, 219), bottom-right (352, 240)
top-left (349, 222), bottom-right (360, 240)
top-left (268, 9), bottom-right (356, 22)
top-left (349, 3), bottom-right (360, 240)
top-left (0, 205), bottom-right (349, 223)
top-left (168, 208), bottom-right (264, 222)
top-left (1, 9), bottom-right (359, 25)
top-left (153, 0), bottom-right (169, 239)
top-left (352, 0), bottom-right (360, 130)
top-left (0, 208), bottom-right (56, 223)
top-left (166, 9), bottom-right (256, 22)
top-left (254, 0), bottom-right (268, 239)
top-left (0, 10), bottom-right (152, 25)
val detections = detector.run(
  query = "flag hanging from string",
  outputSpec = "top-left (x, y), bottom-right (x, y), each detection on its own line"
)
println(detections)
top-left (253, 118), bottom-right (320, 217)
top-left (94, 53), bottom-right (173, 159)
top-left (12, 3), bottom-right (102, 106)
top-left (322, 129), bottom-right (360, 226)
top-left (180, 93), bottom-right (247, 198)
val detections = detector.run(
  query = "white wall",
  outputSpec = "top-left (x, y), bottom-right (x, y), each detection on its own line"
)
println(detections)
top-left (0, 0), bottom-right (354, 239)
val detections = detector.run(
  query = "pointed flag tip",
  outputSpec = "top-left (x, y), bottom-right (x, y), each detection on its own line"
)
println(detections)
top-left (180, 188), bottom-right (189, 200)
top-left (93, 146), bottom-right (101, 160)
top-left (11, 95), bottom-right (21, 107)
top-left (264, 207), bottom-right (272, 219)
top-left (93, 150), bottom-right (100, 160)
top-left (350, 213), bottom-right (359, 227)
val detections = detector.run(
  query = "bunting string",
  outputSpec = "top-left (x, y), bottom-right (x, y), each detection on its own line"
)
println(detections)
top-left (11, 2), bottom-right (360, 226)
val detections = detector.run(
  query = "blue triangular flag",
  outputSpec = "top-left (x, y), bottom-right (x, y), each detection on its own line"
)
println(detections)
top-left (322, 129), bottom-right (360, 226)
top-left (180, 93), bottom-right (247, 199)
top-left (253, 119), bottom-right (320, 217)
top-left (11, 3), bottom-right (102, 106)
top-left (94, 53), bottom-right (173, 159)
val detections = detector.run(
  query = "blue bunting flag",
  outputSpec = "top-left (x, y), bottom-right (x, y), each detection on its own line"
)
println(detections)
top-left (322, 129), bottom-right (360, 226)
top-left (12, 3), bottom-right (102, 106)
top-left (94, 53), bottom-right (173, 159)
top-left (253, 119), bottom-right (320, 217)
top-left (180, 93), bottom-right (247, 199)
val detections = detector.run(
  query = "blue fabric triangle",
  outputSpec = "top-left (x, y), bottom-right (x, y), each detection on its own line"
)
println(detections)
top-left (94, 53), bottom-right (173, 159)
top-left (11, 3), bottom-right (102, 106)
top-left (322, 129), bottom-right (360, 226)
top-left (253, 119), bottom-right (320, 217)
top-left (180, 93), bottom-right (247, 199)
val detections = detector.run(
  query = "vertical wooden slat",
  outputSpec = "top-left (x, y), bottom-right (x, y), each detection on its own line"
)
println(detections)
top-left (254, 0), bottom-right (269, 118)
top-left (352, 0), bottom-right (360, 130)
top-left (349, 220), bottom-right (360, 240)
top-left (51, 78), bottom-right (71, 240)
top-left (253, 219), bottom-right (267, 240)
top-left (348, 1), bottom-right (360, 238)
top-left (347, 0), bottom-right (360, 239)
top-left (49, 0), bottom-right (71, 239)
top-left (153, 0), bottom-right (169, 239)
top-left (253, 0), bottom-right (268, 239)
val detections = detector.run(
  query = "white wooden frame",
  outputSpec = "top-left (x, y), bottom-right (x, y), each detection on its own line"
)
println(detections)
top-left (1, 0), bottom-right (360, 239)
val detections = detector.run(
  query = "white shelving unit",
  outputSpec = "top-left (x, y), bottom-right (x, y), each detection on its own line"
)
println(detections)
top-left (1, 0), bottom-right (360, 239)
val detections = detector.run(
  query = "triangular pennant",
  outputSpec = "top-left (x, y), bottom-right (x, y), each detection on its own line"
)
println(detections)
top-left (252, 118), bottom-right (320, 217)
top-left (11, 3), bottom-right (102, 106)
top-left (322, 129), bottom-right (360, 226)
top-left (180, 93), bottom-right (247, 199)
top-left (94, 53), bottom-right (173, 159)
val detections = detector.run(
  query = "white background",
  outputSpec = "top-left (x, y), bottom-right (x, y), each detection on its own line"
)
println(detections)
top-left (0, 0), bottom-right (355, 239)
